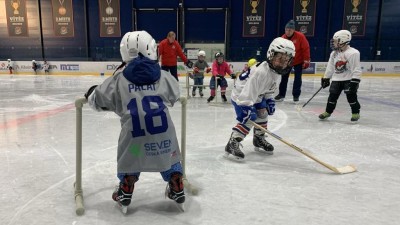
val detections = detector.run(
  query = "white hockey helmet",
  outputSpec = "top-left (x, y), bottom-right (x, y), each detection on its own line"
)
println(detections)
top-left (120, 30), bottom-right (158, 62)
top-left (198, 50), bottom-right (206, 57)
top-left (333, 30), bottom-right (351, 45)
top-left (7, 59), bottom-right (10, 61)
top-left (32, 60), bottom-right (35, 62)
top-left (331, 30), bottom-right (351, 50)
top-left (266, 37), bottom-right (295, 75)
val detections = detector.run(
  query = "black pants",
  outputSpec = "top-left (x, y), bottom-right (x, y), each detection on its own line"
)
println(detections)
top-left (278, 64), bottom-right (303, 98)
top-left (326, 80), bottom-right (360, 114)
top-left (161, 66), bottom-right (178, 81)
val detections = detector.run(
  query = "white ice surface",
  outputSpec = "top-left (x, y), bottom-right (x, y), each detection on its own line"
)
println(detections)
top-left (1, 74), bottom-right (400, 225)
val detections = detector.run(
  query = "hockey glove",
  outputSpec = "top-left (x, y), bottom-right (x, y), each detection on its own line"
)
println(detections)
top-left (345, 78), bottom-right (360, 94)
top-left (216, 74), bottom-right (224, 79)
top-left (185, 60), bottom-right (193, 69)
top-left (302, 60), bottom-right (310, 69)
top-left (193, 67), bottom-right (200, 73)
top-left (84, 85), bottom-right (98, 99)
top-left (321, 78), bottom-right (330, 88)
top-left (239, 106), bottom-right (257, 124)
top-left (206, 67), bottom-right (211, 73)
top-left (188, 73), bottom-right (194, 79)
top-left (265, 98), bottom-right (275, 115)
top-left (230, 73), bottom-right (236, 79)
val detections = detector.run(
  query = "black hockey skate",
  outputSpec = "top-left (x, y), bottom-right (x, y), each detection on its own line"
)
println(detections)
top-left (207, 96), bottom-right (214, 103)
top-left (165, 172), bottom-right (185, 211)
top-left (221, 94), bottom-right (227, 102)
top-left (253, 134), bottom-right (274, 154)
top-left (224, 136), bottom-right (245, 161)
top-left (351, 113), bottom-right (360, 122)
top-left (199, 90), bottom-right (204, 97)
top-left (192, 90), bottom-right (196, 97)
top-left (112, 175), bottom-right (138, 214)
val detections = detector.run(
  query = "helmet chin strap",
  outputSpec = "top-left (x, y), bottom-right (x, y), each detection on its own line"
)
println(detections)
top-left (338, 44), bottom-right (349, 52)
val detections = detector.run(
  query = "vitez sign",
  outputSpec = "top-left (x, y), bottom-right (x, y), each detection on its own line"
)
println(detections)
top-left (242, 0), bottom-right (266, 37)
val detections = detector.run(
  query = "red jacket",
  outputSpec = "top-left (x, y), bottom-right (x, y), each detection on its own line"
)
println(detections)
top-left (158, 39), bottom-right (188, 66)
top-left (282, 31), bottom-right (310, 66)
top-left (212, 61), bottom-right (232, 77)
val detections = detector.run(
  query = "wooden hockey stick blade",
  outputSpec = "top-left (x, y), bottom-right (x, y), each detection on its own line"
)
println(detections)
top-left (333, 164), bottom-right (357, 174)
top-left (251, 122), bottom-right (357, 174)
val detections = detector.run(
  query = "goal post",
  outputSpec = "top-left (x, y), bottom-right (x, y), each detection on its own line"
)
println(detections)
top-left (74, 98), bottom-right (86, 216)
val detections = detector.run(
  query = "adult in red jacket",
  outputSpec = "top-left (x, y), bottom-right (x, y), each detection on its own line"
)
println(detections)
top-left (275, 20), bottom-right (311, 102)
top-left (158, 31), bottom-right (193, 81)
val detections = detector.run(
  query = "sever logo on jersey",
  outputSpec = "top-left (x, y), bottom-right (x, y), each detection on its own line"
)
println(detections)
top-left (335, 60), bottom-right (347, 73)
top-left (60, 64), bottom-right (79, 71)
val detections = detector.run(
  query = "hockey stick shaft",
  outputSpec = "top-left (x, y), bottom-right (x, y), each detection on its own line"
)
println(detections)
top-left (251, 122), bottom-right (356, 174)
top-left (301, 86), bottom-right (323, 108)
top-left (75, 98), bottom-right (87, 215)
top-left (179, 97), bottom-right (199, 195)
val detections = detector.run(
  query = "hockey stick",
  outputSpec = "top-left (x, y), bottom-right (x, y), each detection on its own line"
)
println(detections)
top-left (296, 86), bottom-right (323, 111)
top-left (250, 121), bottom-right (357, 174)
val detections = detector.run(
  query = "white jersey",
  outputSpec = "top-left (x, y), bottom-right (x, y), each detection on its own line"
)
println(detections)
top-left (231, 61), bottom-right (279, 106)
top-left (7, 61), bottom-right (13, 68)
top-left (324, 46), bottom-right (362, 81)
top-left (43, 63), bottom-right (49, 70)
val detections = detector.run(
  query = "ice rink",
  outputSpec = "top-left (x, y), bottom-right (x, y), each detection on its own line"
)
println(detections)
top-left (1, 74), bottom-right (400, 225)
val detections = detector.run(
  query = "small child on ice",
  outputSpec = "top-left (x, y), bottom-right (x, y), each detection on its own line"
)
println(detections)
top-left (84, 30), bottom-right (186, 213)
top-left (190, 50), bottom-right (211, 97)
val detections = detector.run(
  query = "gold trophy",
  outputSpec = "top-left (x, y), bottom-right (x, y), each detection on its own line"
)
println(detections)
top-left (250, 0), bottom-right (259, 14)
top-left (58, 0), bottom-right (66, 15)
top-left (351, 0), bottom-right (361, 13)
top-left (300, 0), bottom-right (310, 13)
top-left (11, 0), bottom-right (20, 15)
top-left (106, 0), bottom-right (114, 15)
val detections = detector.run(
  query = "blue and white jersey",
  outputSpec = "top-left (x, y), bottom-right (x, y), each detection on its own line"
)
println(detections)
top-left (88, 57), bottom-right (181, 173)
top-left (231, 62), bottom-right (279, 106)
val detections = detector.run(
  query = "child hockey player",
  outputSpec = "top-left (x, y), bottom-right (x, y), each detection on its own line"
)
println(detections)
top-left (207, 52), bottom-right (236, 103)
top-left (225, 37), bottom-right (295, 161)
top-left (319, 30), bottom-right (362, 122)
top-left (7, 59), bottom-right (14, 74)
top-left (43, 60), bottom-right (50, 75)
top-left (240, 58), bottom-right (257, 78)
top-left (32, 60), bottom-right (38, 75)
top-left (84, 30), bottom-right (185, 213)
top-left (191, 50), bottom-right (211, 97)
top-left (235, 58), bottom-right (258, 91)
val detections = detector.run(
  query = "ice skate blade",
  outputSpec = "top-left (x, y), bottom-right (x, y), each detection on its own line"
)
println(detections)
top-left (121, 205), bottom-right (128, 214)
top-left (254, 147), bottom-right (274, 155)
top-left (116, 203), bottom-right (128, 214)
top-left (175, 202), bottom-right (185, 212)
top-left (223, 152), bottom-right (245, 162)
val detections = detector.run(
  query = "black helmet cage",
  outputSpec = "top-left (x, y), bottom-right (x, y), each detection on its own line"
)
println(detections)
top-left (266, 49), bottom-right (294, 75)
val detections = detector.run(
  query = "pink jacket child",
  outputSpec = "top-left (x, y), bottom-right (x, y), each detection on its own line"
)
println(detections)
top-left (207, 52), bottom-right (236, 103)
